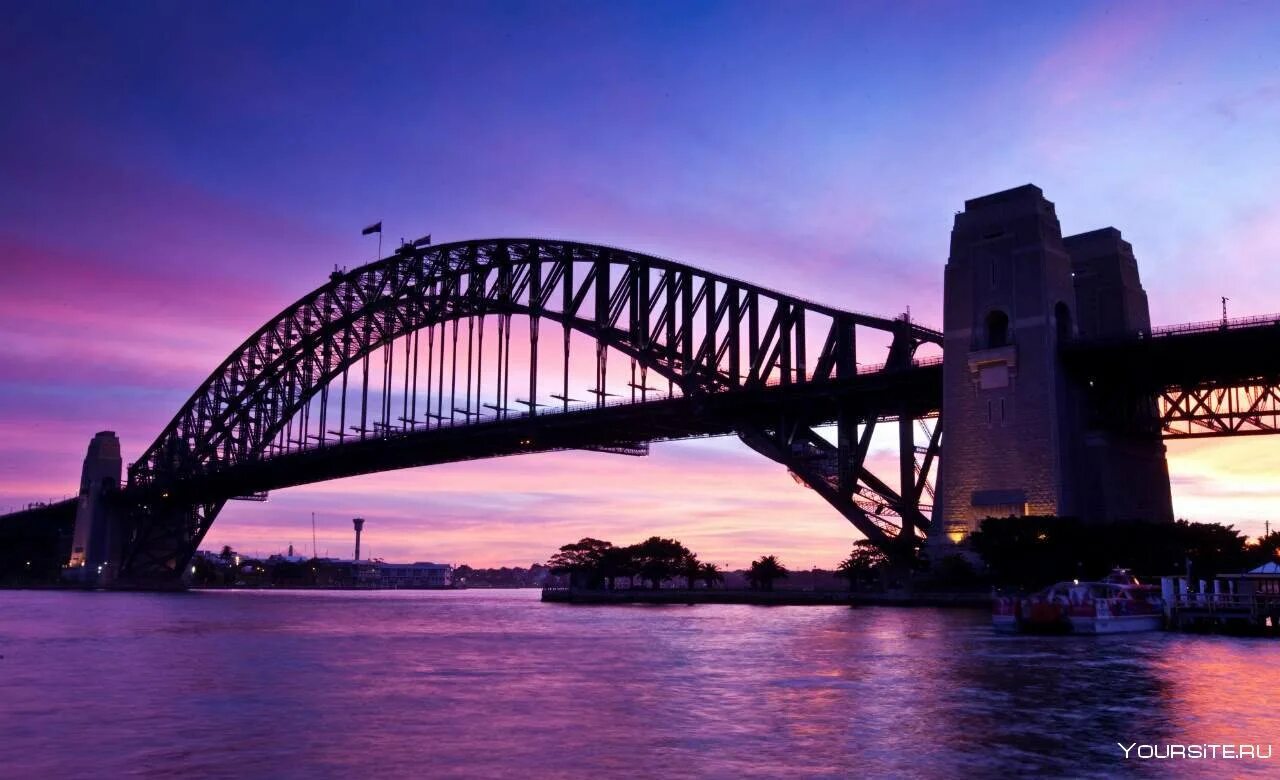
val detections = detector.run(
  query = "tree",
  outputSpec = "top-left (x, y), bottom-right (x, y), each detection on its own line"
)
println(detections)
top-left (680, 553), bottom-right (702, 588)
top-left (547, 538), bottom-right (613, 588)
top-left (630, 536), bottom-right (692, 589)
top-left (930, 553), bottom-right (980, 588)
top-left (219, 545), bottom-right (236, 564)
top-left (699, 562), bottom-right (725, 589)
top-left (1179, 521), bottom-right (1251, 580)
top-left (746, 555), bottom-right (789, 591)
top-left (1249, 531), bottom-right (1280, 567)
top-left (598, 545), bottom-right (637, 590)
top-left (836, 540), bottom-right (887, 591)
top-left (968, 516), bottom-right (1255, 589)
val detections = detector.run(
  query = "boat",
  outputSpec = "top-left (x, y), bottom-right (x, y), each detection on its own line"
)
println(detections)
top-left (993, 569), bottom-right (1165, 634)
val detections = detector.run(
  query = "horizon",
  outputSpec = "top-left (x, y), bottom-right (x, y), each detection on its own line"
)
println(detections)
top-left (4, 1), bottom-right (1280, 568)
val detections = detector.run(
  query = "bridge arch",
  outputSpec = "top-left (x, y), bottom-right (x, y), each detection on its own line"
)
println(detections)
top-left (120, 239), bottom-right (941, 580)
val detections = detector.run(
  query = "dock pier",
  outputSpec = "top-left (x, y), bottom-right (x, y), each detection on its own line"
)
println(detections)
top-left (1162, 572), bottom-right (1280, 635)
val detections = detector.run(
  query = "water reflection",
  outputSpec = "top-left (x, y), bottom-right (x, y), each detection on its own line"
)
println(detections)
top-left (0, 591), bottom-right (1276, 777)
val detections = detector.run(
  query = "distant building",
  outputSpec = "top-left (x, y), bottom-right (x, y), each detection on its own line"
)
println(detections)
top-left (313, 558), bottom-right (380, 587)
top-left (191, 546), bottom-right (453, 589)
top-left (309, 558), bottom-right (451, 588)
top-left (266, 552), bottom-right (311, 566)
top-left (375, 561), bottom-right (451, 588)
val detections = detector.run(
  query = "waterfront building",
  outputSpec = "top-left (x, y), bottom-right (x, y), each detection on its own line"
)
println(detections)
top-left (312, 558), bottom-right (381, 587)
top-left (309, 558), bottom-right (451, 588)
top-left (376, 561), bottom-right (452, 589)
top-left (1241, 561), bottom-right (1280, 597)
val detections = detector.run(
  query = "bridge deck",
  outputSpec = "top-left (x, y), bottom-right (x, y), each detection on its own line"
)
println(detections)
top-left (140, 364), bottom-right (943, 503)
top-left (1064, 316), bottom-right (1280, 389)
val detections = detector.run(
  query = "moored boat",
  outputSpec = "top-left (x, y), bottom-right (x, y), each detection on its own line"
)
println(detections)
top-left (993, 569), bottom-right (1165, 634)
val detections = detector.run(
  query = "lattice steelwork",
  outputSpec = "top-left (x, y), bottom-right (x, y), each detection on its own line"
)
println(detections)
top-left (118, 239), bottom-right (942, 581)
top-left (1160, 381), bottom-right (1280, 438)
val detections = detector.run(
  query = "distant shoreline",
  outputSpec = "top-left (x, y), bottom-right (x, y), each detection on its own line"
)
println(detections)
top-left (185, 584), bottom-right (539, 591)
top-left (1, 584), bottom-right (989, 606)
top-left (0, 584), bottom-right (543, 592)
top-left (542, 588), bottom-right (990, 608)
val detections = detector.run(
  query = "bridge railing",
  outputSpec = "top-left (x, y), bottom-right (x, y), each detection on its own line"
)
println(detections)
top-left (1150, 313), bottom-right (1280, 338)
top-left (1064, 312), bottom-right (1280, 349)
top-left (855, 355), bottom-right (943, 374)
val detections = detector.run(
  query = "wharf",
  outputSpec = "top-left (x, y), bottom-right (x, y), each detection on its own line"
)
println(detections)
top-left (1166, 593), bottom-right (1280, 635)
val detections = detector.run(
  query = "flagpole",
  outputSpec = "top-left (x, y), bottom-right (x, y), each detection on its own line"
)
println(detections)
top-left (362, 220), bottom-right (383, 260)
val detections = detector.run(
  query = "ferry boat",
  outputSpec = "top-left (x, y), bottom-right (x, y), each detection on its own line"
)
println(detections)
top-left (993, 569), bottom-right (1165, 634)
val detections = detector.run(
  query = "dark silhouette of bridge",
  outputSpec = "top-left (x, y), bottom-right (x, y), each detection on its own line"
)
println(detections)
top-left (4, 186), bottom-right (1278, 588)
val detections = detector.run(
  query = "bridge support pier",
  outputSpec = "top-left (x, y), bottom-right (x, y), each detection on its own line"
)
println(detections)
top-left (933, 185), bottom-right (1173, 559)
top-left (65, 431), bottom-right (123, 586)
top-left (112, 498), bottom-right (222, 589)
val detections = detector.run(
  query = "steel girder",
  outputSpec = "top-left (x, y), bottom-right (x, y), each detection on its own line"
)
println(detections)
top-left (1064, 320), bottom-right (1280, 441)
top-left (118, 239), bottom-right (941, 581)
top-left (1160, 381), bottom-right (1280, 438)
top-left (736, 331), bottom-right (941, 556)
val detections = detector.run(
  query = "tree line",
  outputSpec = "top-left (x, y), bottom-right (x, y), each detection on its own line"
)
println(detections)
top-left (545, 518), bottom-right (1280, 595)
top-left (967, 516), bottom-right (1280, 589)
top-left (547, 537), bottom-right (793, 591)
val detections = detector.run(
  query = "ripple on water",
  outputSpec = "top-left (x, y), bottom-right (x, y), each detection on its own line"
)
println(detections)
top-left (0, 592), bottom-right (1277, 777)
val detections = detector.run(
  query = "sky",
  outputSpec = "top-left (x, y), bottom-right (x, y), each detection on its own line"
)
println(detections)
top-left (2, 0), bottom-right (1279, 568)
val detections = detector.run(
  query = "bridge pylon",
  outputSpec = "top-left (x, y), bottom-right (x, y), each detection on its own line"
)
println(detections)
top-left (65, 431), bottom-right (123, 586)
top-left (933, 185), bottom-right (1173, 555)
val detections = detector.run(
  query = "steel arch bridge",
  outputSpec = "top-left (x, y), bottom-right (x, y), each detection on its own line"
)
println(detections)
top-left (117, 239), bottom-right (944, 583)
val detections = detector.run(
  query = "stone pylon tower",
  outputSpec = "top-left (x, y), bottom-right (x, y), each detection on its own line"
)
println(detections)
top-left (934, 185), bottom-right (1172, 551)
top-left (936, 185), bottom-right (1079, 545)
top-left (67, 431), bottom-right (123, 583)
top-left (1063, 228), bottom-right (1174, 523)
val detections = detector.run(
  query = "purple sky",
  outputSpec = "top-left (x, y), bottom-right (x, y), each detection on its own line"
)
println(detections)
top-left (3, 1), bottom-right (1279, 567)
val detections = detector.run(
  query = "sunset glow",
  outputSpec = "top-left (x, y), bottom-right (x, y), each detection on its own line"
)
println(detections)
top-left (3, 1), bottom-right (1279, 566)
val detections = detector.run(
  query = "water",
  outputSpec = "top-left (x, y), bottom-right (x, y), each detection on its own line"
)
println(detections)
top-left (1, 590), bottom-right (1277, 778)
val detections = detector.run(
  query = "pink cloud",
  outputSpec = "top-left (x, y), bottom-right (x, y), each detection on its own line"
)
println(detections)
top-left (1167, 438), bottom-right (1280, 541)
top-left (1146, 201), bottom-right (1280, 324)
top-left (1031, 4), bottom-right (1175, 110)
top-left (0, 238), bottom-right (285, 390)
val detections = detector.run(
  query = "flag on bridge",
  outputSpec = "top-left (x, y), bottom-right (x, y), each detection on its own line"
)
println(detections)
top-left (361, 221), bottom-right (382, 236)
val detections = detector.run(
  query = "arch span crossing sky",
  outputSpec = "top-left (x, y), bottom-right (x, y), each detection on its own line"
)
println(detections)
top-left (2, 1), bottom-right (1279, 567)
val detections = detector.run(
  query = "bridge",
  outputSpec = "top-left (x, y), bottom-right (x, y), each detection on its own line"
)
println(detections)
top-left (2, 184), bottom-right (1277, 588)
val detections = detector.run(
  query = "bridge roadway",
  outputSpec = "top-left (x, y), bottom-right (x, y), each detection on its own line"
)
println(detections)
top-left (1063, 314), bottom-right (1280, 391)
top-left (138, 361), bottom-right (944, 505)
top-left (215, 314), bottom-right (1270, 506)
top-left (3, 317), bottom-right (1274, 522)
top-left (2, 310), bottom-right (1274, 588)
top-left (1063, 315), bottom-right (1280, 438)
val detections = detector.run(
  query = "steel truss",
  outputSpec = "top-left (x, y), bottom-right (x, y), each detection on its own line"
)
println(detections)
top-left (738, 412), bottom-right (940, 555)
top-left (1160, 380), bottom-right (1280, 438)
top-left (118, 239), bottom-right (941, 582)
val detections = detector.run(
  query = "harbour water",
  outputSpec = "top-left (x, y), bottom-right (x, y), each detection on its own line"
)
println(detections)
top-left (2, 589), bottom-right (1277, 778)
